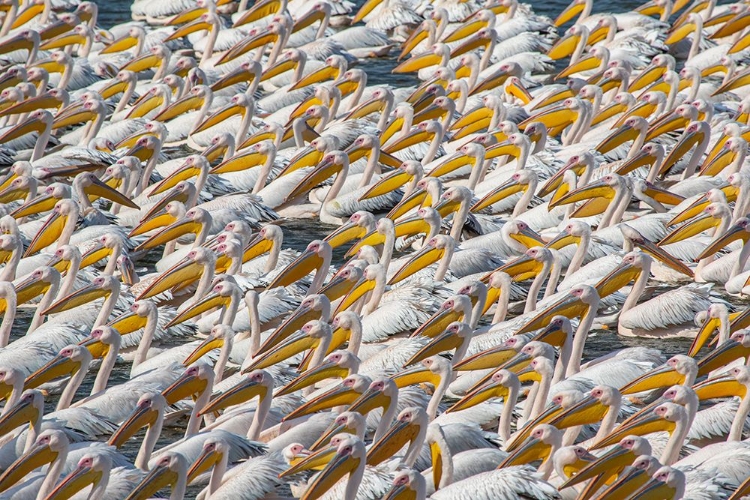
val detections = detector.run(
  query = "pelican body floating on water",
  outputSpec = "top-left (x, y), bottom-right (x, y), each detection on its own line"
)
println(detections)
top-left (0, 0), bottom-right (748, 498)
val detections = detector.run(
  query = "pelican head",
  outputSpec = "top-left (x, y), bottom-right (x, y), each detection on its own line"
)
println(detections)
top-left (0, 429), bottom-right (68, 493)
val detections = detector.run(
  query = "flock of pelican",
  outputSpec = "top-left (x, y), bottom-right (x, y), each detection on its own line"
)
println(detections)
top-left (0, 0), bottom-right (748, 497)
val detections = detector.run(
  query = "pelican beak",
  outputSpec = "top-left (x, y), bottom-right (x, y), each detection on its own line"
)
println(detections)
top-left (211, 148), bottom-right (268, 175)
top-left (154, 92), bottom-right (204, 122)
top-left (126, 459), bottom-right (180, 500)
top-left (523, 103), bottom-right (577, 130)
top-left (186, 446), bottom-right (222, 485)
top-left (620, 363), bottom-right (683, 395)
top-left (0, 441), bottom-right (56, 493)
top-left (0, 33), bottom-right (34, 56)
top-left (629, 65), bottom-right (666, 93)
top-left (24, 209), bottom-right (67, 257)
top-left (537, 159), bottom-right (588, 198)
top-left (595, 258), bottom-right (643, 298)
top-left (13, 272), bottom-right (52, 305)
top-left (388, 241), bottom-right (445, 285)
top-left (587, 22), bottom-right (610, 44)
top-left (256, 301), bottom-right (322, 355)
top-left (450, 106), bottom-right (495, 139)
top-left (391, 363), bottom-right (440, 390)
top-left (183, 335), bottom-right (224, 369)
top-left (428, 152), bottom-right (473, 179)
top-left (593, 409), bottom-right (675, 450)
top-left (352, 0), bottom-right (383, 24)
top-left (44, 460), bottom-right (103, 500)
top-left (343, 228), bottom-right (386, 258)
top-left (283, 381), bottom-right (361, 421)
top-left (518, 292), bottom-right (589, 333)
top-left (165, 16), bottom-right (212, 42)
top-left (334, 274), bottom-right (377, 315)
top-left (383, 126), bottom-right (434, 154)
top-left (699, 143), bottom-right (736, 177)
top-left (42, 284), bottom-right (110, 315)
top-left (697, 336), bottom-right (750, 376)
top-left (386, 186), bottom-right (429, 220)
top-left (659, 213), bottom-right (718, 246)
top-left (136, 256), bottom-right (204, 300)
top-left (554, 0), bottom-right (585, 25)
top-left (596, 123), bottom-right (640, 154)
top-left (392, 51), bottom-right (443, 74)
top-left (108, 398), bottom-right (158, 447)
top-left (396, 26), bottom-right (430, 62)
top-left (285, 156), bottom-right (343, 202)
top-left (557, 53), bottom-right (600, 79)
top-left (82, 175), bottom-right (139, 209)
top-left (665, 21), bottom-right (696, 45)
top-left (403, 327), bottom-right (463, 367)
top-left (136, 215), bottom-right (202, 252)
top-left (633, 477), bottom-right (679, 499)
top-left (120, 49), bottom-right (163, 73)
top-left (0, 182), bottom-right (27, 204)
top-left (498, 435), bottom-right (552, 468)
top-left (696, 220), bottom-right (750, 263)
top-left (276, 360), bottom-right (349, 397)
top-left (40, 30), bottom-right (85, 51)
top-left (265, 246), bottom-right (324, 290)
top-left (245, 331), bottom-right (318, 372)
top-left (358, 168), bottom-right (412, 201)
top-left (505, 403), bottom-right (566, 452)
top-left (646, 112), bottom-right (688, 142)
top-left (614, 101), bottom-right (658, 129)
top-left (450, 32), bottom-right (491, 59)
top-left (129, 206), bottom-right (180, 238)
top-left (193, 101), bottom-right (244, 136)
top-left (495, 254), bottom-right (541, 282)
top-left (348, 385), bottom-right (390, 416)
top-left (507, 224), bottom-right (546, 250)
top-left (324, 222), bottom-right (369, 249)
top-left (689, 315), bottom-right (723, 357)
top-left (616, 146), bottom-right (659, 176)
top-left (545, 231), bottom-right (580, 252)
top-left (729, 31), bottom-right (750, 54)
top-left (550, 178), bottom-right (612, 208)
top-left (591, 99), bottom-right (628, 126)
top-left (668, 191), bottom-right (720, 226)
top-left (659, 127), bottom-right (707, 177)
top-left (0, 113), bottom-right (47, 144)
top-left (412, 303), bottom-right (465, 339)
top-left (200, 376), bottom-right (267, 416)
top-left (232, 0), bottom-right (282, 26)
top-left (693, 373), bottom-right (747, 401)
top-left (280, 146), bottom-right (326, 178)
top-left (150, 163), bottom-right (203, 197)
top-left (552, 394), bottom-right (608, 429)
top-left (471, 176), bottom-right (526, 212)
top-left (99, 31), bottom-right (139, 54)
top-left (173, 290), bottom-right (227, 327)
top-left (107, 309), bottom-right (147, 334)
top-left (23, 352), bottom-right (78, 390)
top-left (0, 92), bottom-right (59, 117)
top-left (548, 29), bottom-right (581, 60)
top-left (261, 57), bottom-right (298, 83)
top-left (218, 30), bottom-right (278, 65)
top-left (290, 65), bottom-right (337, 91)
top-left (366, 417), bottom-right (421, 466)
top-left (453, 373), bottom-right (513, 416)
top-left (212, 65), bottom-right (258, 93)
top-left (559, 443), bottom-right (634, 489)
top-left (311, 421), bottom-right (357, 451)
top-left (162, 370), bottom-right (207, 405)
